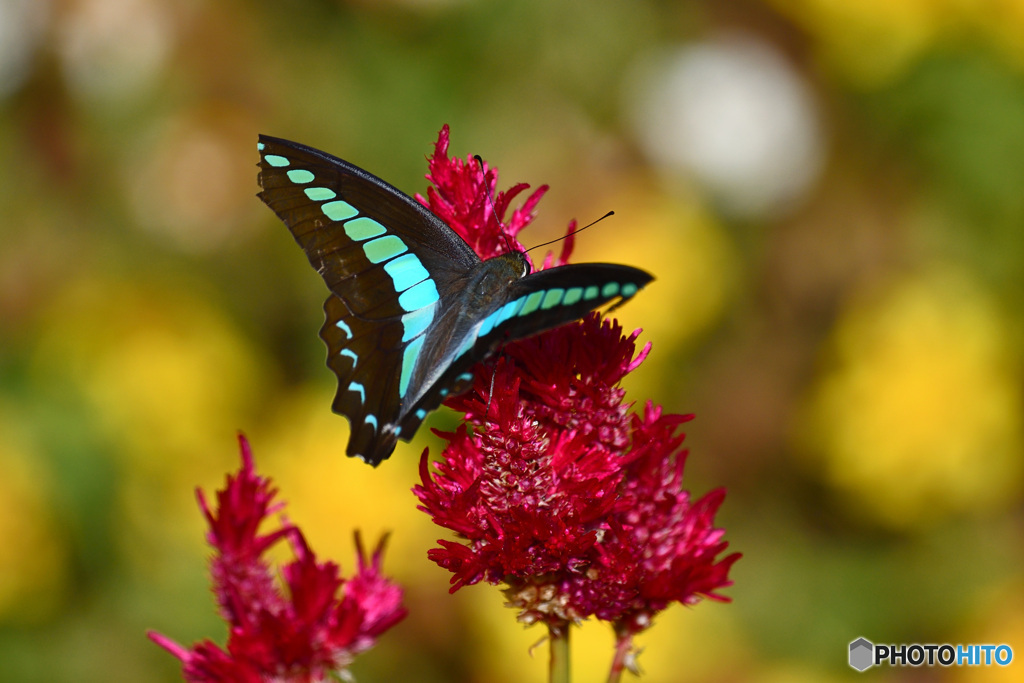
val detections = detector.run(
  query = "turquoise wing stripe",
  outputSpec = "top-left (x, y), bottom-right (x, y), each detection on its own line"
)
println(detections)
top-left (344, 216), bottom-right (387, 241)
top-left (540, 288), bottom-right (565, 310)
top-left (384, 253), bottom-right (430, 292)
top-left (399, 336), bottom-right (426, 397)
top-left (399, 279), bottom-right (440, 312)
top-left (563, 287), bottom-right (584, 305)
top-left (286, 169), bottom-right (314, 184)
top-left (401, 304), bottom-right (435, 342)
top-left (323, 200), bottom-right (358, 221)
top-left (363, 235), bottom-right (408, 264)
top-left (305, 187), bottom-right (337, 201)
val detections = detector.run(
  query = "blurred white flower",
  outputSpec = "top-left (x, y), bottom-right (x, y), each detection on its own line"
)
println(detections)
top-left (56, 0), bottom-right (174, 104)
top-left (125, 111), bottom-right (256, 251)
top-left (628, 33), bottom-right (825, 219)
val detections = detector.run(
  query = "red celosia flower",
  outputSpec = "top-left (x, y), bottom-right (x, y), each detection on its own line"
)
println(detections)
top-left (575, 403), bottom-right (741, 633)
top-left (412, 126), bottom-right (739, 637)
top-left (416, 124), bottom-right (574, 267)
top-left (149, 435), bottom-right (406, 682)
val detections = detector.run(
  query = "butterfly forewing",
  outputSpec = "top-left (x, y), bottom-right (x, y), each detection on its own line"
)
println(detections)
top-left (257, 135), bottom-right (479, 319)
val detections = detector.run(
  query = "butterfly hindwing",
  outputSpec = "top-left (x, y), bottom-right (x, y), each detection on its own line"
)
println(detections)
top-left (320, 295), bottom-right (411, 463)
top-left (321, 288), bottom-right (476, 465)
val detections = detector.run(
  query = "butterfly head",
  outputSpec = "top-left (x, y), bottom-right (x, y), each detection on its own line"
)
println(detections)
top-left (497, 249), bottom-right (532, 279)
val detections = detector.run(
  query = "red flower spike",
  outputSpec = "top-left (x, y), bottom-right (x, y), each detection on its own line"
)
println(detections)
top-left (149, 435), bottom-right (406, 682)
top-left (416, 123), bottom-right (557, 266)
top-left (413, 126), bottom-right (739, 635)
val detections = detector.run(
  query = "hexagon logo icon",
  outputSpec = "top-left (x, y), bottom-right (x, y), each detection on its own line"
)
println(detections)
top-left (849, 638), bottom-right (874, 671)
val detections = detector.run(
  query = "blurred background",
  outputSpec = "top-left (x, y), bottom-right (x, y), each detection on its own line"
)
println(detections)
top-left (0, 0), bottom-right (1022, 681)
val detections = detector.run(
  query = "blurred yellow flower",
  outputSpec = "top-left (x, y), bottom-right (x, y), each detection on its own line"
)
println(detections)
top-left (771, 0), bottom-right (1024, 84)
top-left (572, 184), bottom-right (736, 356)
top-left (954, 581), bottom-right (1024, 683)
top-left (771, 0), bottom-right (944, 84)
top-left (800, 268), bottom-right (1023, 529)
top-left (471, 590), bottom-right (746, 683)
top-left (0, 414), bottom-right (68, 623)
top-left (978, 0), bottom-right (1024, 69)
top-left (257, 388), bottom-right (439, 582)
top-left (33, 276), bottom-right (267, 467)
top-left (31, 276), bottom-right (271, 560)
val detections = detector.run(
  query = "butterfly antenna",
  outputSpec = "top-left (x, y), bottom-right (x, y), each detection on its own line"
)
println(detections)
top-left (524, 211), bottom-right (614, 255)
top-left (474, 154), bottom-right (516, 254)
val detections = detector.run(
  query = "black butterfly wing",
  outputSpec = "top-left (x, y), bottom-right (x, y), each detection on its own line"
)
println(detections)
top-left (397, 262), bottom-right (655, 435)
top-left (257, 135), bottom-right (480, 316)
top-left (320, 296), bottom-right (405, 462)
top-left (258, 135), bottom-right (480, 464)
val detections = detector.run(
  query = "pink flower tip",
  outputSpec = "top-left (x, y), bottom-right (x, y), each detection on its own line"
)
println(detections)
top-left (150, 436), bottom-right (406, 682)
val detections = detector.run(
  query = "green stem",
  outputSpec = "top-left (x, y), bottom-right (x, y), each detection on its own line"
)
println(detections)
top-left (549, 621), bottom-right (571, 683)
top-left (607, 631), bottom-right (632, 683)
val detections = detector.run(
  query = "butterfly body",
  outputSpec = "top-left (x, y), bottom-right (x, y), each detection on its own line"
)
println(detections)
top-left (258, 135), bottom-right (652, 464)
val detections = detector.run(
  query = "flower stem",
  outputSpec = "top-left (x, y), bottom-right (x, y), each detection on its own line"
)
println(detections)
top-left (549, 621), bottom-right (570, 683)
top-left (607, 631), bottom-right (633, 683)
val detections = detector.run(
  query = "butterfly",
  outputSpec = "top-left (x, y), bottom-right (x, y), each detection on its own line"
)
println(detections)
top-left (257, 135), bottom-right (653, 465)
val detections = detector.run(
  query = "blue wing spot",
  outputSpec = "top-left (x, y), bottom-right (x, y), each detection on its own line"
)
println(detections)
top-left (498, 297), bottom-right (526, 324)
top-left (264, 154), bottom-right (290, 167)
top-left (363, 235), bottom-right (408, 264)
top-left (455, 334), bottom-right (475, 359)
top-left (478, 309), bottom-right (502, 338)
top-left (439, 388), bottom-right (449, 398)
top-left (601, 282), bottom-right (620, 298)
top-left (399, 336), bottom-right (426, 397)
top-left (323, 200), bottom-right (358, 222)
top-left (384, 253), bottom-right (430, 292)
top-left (344, 216), bottom-right (387, 241)
top-left (401, 304), bottom-right (435, 342)
top-left (286, 169), bottom-right (314, 184)
top-left (335, 319), bottom-right (353, 339)
top-left (257, 142), bottom-right (265, 151)
top-left (563, 287), bottom-right (584, 306)
top-left (584, 285), bottom-right (600, 300)
top-left (364, 415), bottom-right (378, 431)
top-left (304, 187), bottom-right (337, 201)
top-left (398, 279), bottom-right (440, 312)
top-left (348, 381), bottom-right (366, 403)
top-left (456, 372), bottom-right (473, 383)
top-left (518, 290), bottom-right (546, 317)
top-left (415, 408), bottom-right (427, 420)
top-left (540, 288), bottom-right (566, 310)
top-left (621, 282), bottom-right (638, 297)
top-left (340, 348), bottom-right (358, 366)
